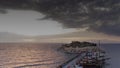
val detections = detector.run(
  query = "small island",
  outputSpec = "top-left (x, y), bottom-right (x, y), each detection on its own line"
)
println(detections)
top-left (58, 41), bottom-right (109, 68)
top-left (61, 41), bottom-right (103, 54)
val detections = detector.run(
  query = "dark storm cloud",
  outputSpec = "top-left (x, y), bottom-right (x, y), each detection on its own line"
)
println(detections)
top-left (0, 0), bottom-right (120, 36)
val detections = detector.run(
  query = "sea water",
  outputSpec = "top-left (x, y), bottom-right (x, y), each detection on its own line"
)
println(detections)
top-left (0, 43), bottom-right (119, 68)
top-left (0, 43), bottom-right (69, 68)
top-left (101, 44), bottom-right (120, 68)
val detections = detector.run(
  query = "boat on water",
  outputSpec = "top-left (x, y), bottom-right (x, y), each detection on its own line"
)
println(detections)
top-left (58, 41), bottom-right (109, 68)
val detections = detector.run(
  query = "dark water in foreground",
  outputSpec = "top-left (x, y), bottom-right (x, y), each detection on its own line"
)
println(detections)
top-left (0, 43), bottom-right (119, 68)
top-left (101, 44), bottom-right (120, 68)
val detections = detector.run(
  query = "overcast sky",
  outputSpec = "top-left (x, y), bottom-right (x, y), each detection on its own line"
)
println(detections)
top-left (0, 10), bottom-right (119, 43)
top-left (0, 10), bottom-right (76, 36)
top-left (0, 0), bottom-right (120, 43)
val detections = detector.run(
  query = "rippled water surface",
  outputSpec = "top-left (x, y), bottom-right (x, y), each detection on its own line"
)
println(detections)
top-left (0, 43), bottom-right (119, 68)
top-left (101, 44), bottom-right (120, 68)
top-left (0, 43), bottom-right (70, 68)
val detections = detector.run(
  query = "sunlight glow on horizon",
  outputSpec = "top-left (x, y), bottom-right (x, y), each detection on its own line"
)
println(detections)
top-left (23, 39), bottom-right (36, 42)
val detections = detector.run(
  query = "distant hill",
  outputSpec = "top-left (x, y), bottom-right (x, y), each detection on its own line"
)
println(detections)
top-left (34, 31), bottom-right (120, 43)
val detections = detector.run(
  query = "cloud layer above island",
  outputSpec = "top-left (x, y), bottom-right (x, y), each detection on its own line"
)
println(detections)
top-left (0, 0), bottom-right (120, 36)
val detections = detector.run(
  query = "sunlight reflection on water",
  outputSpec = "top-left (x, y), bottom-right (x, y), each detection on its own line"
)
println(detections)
top-left (0, 43), bottom-right (119, 68)
top-left (0, 43), bottom-right (68, 68)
